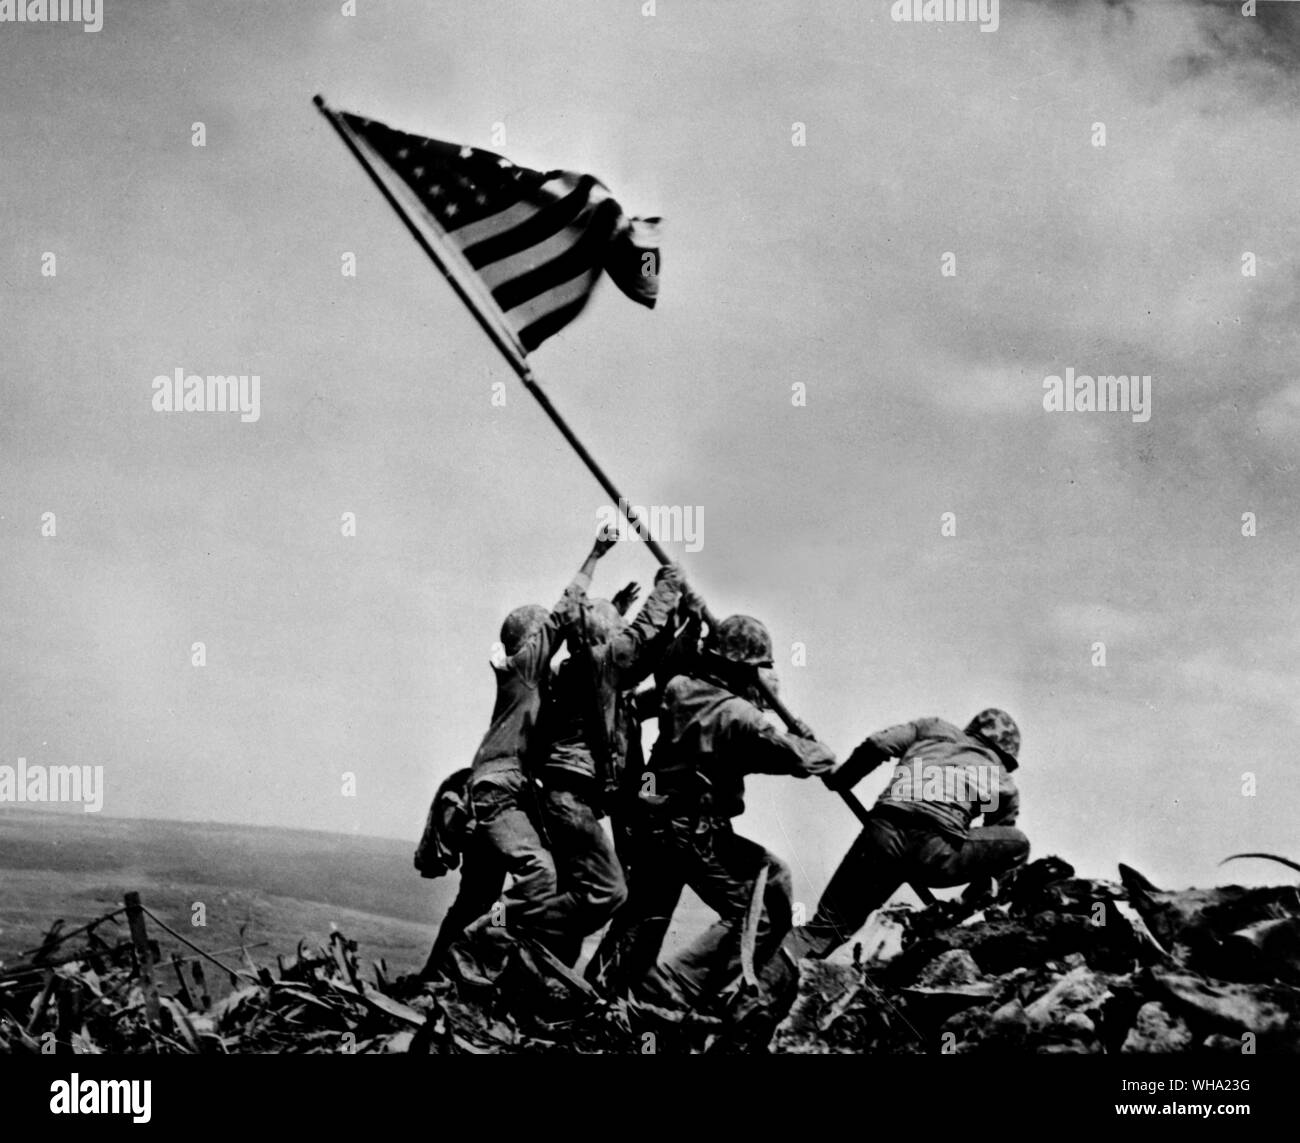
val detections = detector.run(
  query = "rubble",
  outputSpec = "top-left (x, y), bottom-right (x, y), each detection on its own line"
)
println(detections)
top-left (0, 919), bottom-right (434, 1055)
top-left (2, 857), bottom-right (1297, 1053)
top-left (1121, 1001), bottom-right (1193, 1053)
top-left (0, 900), bottom-right (632, 1055)
top-left (772, 857), bottom-right (1300, 1055)
top-left (1119, 862), bottom-right (1300, 980)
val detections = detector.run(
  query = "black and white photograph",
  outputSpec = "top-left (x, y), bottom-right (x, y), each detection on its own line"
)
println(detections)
top-left (1, 0), bottom-right (1296, 1125)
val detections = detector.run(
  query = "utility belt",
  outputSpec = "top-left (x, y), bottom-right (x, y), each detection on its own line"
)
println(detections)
top-left (543, 766), bottom-right (596, 793)
top-left (644, 804), bottom-right (732, 841)
top-left (541, 765), bottom-right (610, 817)
top-left (636, 765), bottom-right (713, 812)
top-left (872, 800), bottom-right (968, 843)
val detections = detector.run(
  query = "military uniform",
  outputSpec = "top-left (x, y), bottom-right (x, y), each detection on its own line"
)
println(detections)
top-left (421, 834), bottom-right (507, 975)
top-left (788, 710), bottom-right (1030, 960)
top-left (591, 630), bottom-right (835, 1008)
top-left (436, 575), bottom-right (591, 980)
top-left (535, 571), bottom-right (682, 965)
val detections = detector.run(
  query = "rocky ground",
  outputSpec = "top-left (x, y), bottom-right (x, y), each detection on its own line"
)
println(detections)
top-left (774, 855), bottom-right (1300, 1055)
top-left (2, 855), bottom-right (1296, 1054)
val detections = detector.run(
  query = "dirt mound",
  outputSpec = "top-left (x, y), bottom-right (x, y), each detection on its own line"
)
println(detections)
top-left (3, 858), bottom-right (1296, 1054)
top-left (775, 857), bottom-right (1300, 1054)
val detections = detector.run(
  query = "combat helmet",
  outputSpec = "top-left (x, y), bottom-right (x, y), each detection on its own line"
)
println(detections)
top-left (499, 604), bottom-right (549, 656)
top-left (965, 708), bottom-right (1021, 769)
top-left (712, 614), bottom-right (775, 669)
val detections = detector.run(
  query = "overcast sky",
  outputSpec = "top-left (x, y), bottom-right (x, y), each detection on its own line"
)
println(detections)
top-left (2, 0), bottom-right (1298, 905)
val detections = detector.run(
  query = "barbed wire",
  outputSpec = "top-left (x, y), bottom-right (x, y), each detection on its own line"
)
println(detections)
top-left (18, 907), bottom-right (125, 958)
top-left (139, 906), bottom-right (259, 984)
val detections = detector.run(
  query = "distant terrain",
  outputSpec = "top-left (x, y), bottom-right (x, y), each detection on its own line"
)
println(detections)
top-left (0, 808), bottom-right (707, 995)
top-left (0, 809), bottom-right (452, 989)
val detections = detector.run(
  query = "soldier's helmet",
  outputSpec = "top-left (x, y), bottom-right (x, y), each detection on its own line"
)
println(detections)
top-left (965, 708), bottom-right (1021, 765)
top-left (583, 599), bottom-right (625, 645)
top-left (712, 614), bottom-right (775, 668)
top-left (499, 604), bottom-right (549, 656)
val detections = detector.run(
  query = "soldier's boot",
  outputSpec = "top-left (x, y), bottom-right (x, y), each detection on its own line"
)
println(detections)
top-left (714, 945), bottom-right (802, 1052)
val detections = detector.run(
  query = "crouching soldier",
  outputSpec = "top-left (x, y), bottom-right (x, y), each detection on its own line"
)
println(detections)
top-left (436, 528), bottom-right (616, 985)
top-left (785, 708), bottom-right (1030, 962)
top-left (596, 615), bottom-right (836, 1013)
top-left (533, 563), bottom-right (687, 967)
top-left (414, 768), bottom-right (507, 979)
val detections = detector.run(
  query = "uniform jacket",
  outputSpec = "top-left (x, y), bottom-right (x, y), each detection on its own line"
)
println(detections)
top-left (849, 717), bottom-right (1020, 840)
top-left (469, 572), bottom-right (590, 776)
top-left (646, 672), bottom-right (835, 818)
top-left (540, 575), bottom-right (681, 801)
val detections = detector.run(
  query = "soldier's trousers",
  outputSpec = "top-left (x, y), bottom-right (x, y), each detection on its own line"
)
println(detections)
top-left (539, 777), bottom-right (628, 967)
top-left (786, 806), bottom-right (1030, 960)
top-left (421, 833), bottom-right (507, 978)
top-left (590, 811), bottom-right (793, 1007)
top-left (439, 764), bottom-right (563, 983)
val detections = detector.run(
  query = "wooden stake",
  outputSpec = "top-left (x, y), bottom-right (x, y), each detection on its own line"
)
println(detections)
top-left (170, 953), bottom-right (196, 1009)
top-left (123, 892), bottom-right (161, 1027)
top-left (26, 970), bottom-right (56, 1037)
top-left (190, 961), bottom-right (211, 1011)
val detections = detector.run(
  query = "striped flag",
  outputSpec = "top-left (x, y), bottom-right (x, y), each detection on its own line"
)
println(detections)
top-left (341, 112), bottom-right (660, 353)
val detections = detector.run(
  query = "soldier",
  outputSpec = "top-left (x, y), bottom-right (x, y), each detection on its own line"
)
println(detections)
top-left (414, 768), bottom-right (502, 980)
top-left (533, 564), bottom-right (687, 967)
top-left (784, 708), bottom-right (1030, 962)
top-left (436, 528), bottom-right (617, 985)
top-left (606, 592), bottom-right (707, 873)
top-left (593, 614), bottom-right (836, 1012)
top-left (584, 593), bottom-right (705, 991)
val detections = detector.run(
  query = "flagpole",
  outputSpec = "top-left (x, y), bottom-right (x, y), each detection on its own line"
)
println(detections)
top-left (313, 95), bottom-right (878, 830)
top-left (313, 96), bottom-right (529, 382)
top-left (312, 98), bottom-right (677, 555)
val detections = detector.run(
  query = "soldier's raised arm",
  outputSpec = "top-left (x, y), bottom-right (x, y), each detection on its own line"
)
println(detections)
top-left (508, 526), bottom-right (618, 681)
top-left (607, 562), bottom-right (686, 683)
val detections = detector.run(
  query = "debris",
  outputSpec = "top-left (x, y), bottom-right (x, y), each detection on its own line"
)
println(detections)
top-left (1220, 853), bottom-right (1300, 877)
top-left (1151, 969), bottom-right (1298, 1047)
top-left (0, 892), bottom-right (449, 1055)
top-left (916, 949), bottom-right (983, 988)
top-left (1223, 917), bottom-right (1300, 985)
top-left (1121, 1001), bottom-right (1193, 1053)
top-left (1119, 862), bottom-right (1298, 979)
top-left (772, 961), bottom-right (890, 1054)
top-left (985, 998), bottom-right (1031, 1046)
top-left (763, 857), bottom-right (1300, 1055)
top-left (4, 861), bottom-right (1298, 1055)
top-left (852, 907), bottom-right (909, 966)
top-left (1025, 965), bottom-right (1113, 1030)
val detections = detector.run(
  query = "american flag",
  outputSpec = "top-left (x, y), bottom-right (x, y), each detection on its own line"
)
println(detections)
top-left (341, 112), bottom-right (660, 353)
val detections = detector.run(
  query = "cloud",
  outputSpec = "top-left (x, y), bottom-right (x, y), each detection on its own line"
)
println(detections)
top-left (1256, 380), bottom-right (1300, 440)
top-left (1178, 650), bottom-right (1300, 727)
top-left (1052, 602), bottom-right (1154, 642)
